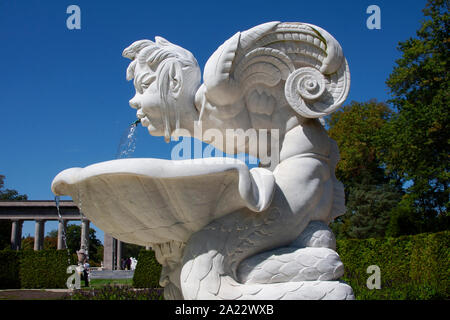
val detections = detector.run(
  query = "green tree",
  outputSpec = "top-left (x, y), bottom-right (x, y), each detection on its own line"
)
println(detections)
top-left (327, 100), bottom-right (395, 187)
top-left (44, 236), bottom-right (57, 250)
top-left (0, 175), bottom-right (28, 249)
top-left (21, 236), bottom-right (34, 250)
top-left (0, 175), bottom-right (28, 201)
top-left (326, 100), bottom-right (402, 239)
top-left (47, 224), bottom-right (103, 264)
top-left (382, 0), bottom-right (449, 234)
top-left (339, 182), bottom-right (401, 239)
top-left (123, 242), bottom-right (144, 260)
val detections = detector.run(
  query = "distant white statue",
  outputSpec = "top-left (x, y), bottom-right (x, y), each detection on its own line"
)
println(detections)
top-left (130, 257), bottom-right (138, 271)
top-left (52, 21), bottom-right (353, 300)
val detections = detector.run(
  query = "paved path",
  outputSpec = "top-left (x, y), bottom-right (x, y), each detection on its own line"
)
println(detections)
top-left (0, 289), bottom-right (70, 300)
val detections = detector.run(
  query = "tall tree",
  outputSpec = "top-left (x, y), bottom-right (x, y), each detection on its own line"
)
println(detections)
top-left (21, 236), bottom-right (34, 250)
top-left (326, 100), bottom-right (402, 239)
top-left (327, 100), bottom-right (395, 187)
top-left (382, 0), bottom-right (449, 234)
top-left (0, 175), bottom-right (28, 201)
top-left (339, 182), bottom-right (401, 239)
top-left (47, 224), bottom-right (103, 263)
top-left (0, 175), bottom-right (28, 249)
top-left (123, 242), bottom-right (144, 260)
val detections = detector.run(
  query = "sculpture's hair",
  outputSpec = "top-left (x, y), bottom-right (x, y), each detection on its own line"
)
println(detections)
top-left (123, 37), bottom-right (201, 142)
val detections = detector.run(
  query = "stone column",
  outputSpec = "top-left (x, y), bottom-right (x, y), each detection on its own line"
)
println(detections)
top-left (103, 233), bottom-right (114, 270)
top-left (10, 219), bottom-right (23, 250)
top-left (145, 246), bottom-right (151, 251)
top-left (57, 220), bottom-right (67, 250)
top-left (116, 240), bottom-right (123, 270)
top-left (34, 220), bottom-right (45, 251)
top-left (80, 218), bottom-right (90, 256)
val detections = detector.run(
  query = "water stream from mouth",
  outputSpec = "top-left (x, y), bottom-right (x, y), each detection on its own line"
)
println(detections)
top-left (115, 120), bottom-right (140, 159)
top-left (57, 120), bottom-right (141, 270)
top-left (54, 195), bottom-right (72, 265)
top-left (55, 120), bottom-right (142, 285)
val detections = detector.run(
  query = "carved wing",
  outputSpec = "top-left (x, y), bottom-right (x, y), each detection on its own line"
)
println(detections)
top-left (197, 21), bottom-right (350, 122)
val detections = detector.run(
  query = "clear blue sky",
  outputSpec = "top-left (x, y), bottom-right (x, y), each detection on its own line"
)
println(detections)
top-left (0, 0), bottom-right (428, 242)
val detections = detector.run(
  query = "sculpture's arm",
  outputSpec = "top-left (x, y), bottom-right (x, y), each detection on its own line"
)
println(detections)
top-left (272, 153), bottom-right (334, 224)
top-left (239, 167), bottom-right (275, 213)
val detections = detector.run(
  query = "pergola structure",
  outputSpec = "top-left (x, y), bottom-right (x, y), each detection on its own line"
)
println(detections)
top-left (0, 200), bottom-right (124, 270)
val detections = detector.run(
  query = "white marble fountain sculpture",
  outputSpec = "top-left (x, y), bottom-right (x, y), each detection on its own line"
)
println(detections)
top-left (52, 22), bottom-right (354, 300)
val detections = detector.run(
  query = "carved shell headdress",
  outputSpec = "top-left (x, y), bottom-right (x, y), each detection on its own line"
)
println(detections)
top-left (198, 21), bottom-right (350, 120)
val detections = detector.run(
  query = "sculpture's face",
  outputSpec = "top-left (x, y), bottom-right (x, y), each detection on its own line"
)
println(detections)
top-left (129, 62), bottom-right (165, 136)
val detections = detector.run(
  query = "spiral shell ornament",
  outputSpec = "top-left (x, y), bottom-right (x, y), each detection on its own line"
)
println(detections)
top-left (286, 67), bottom-right (325, 105)
top-left (285, 61), bottom-right (350, 118)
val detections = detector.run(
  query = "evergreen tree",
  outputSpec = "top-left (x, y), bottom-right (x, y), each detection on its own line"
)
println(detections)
top-left (340, 182), bottom-right (401, 239)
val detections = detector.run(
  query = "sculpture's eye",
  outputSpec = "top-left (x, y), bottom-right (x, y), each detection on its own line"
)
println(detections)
top-left (141, 74), bottom-right (156, 91)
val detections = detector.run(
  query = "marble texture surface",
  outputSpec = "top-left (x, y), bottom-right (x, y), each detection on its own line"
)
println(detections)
top-left (52, 21), bottom-right (353, 300)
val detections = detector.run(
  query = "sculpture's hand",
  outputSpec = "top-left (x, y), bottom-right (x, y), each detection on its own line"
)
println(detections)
top-left (239, 167), bottom-right (275, 213)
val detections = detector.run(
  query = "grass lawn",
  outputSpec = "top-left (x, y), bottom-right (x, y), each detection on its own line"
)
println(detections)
top-left (0, 278), bottom-right (136, 300)
top-left (85, 278), bottom-right (133, 288)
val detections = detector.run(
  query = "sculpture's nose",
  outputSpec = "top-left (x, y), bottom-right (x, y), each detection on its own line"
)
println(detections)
top-left (129, 97), bottom-right (140, 109)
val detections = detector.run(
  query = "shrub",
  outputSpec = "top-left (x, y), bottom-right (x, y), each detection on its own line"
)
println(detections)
top-left (0, 249), bottom-right (21, 289)
top-left (132, 249), bottom-right (162, 288)
top-left (19, 250), bottom-right (75, 289)
top-left (337, 231), bottom-right (449, 299)
top-left (409, 231), bottom-right (449, 298)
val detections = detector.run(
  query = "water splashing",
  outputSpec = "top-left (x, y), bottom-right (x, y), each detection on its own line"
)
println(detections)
top-left (115, 119), bottom-right (140, 159)
top-left (75, 180), bottom-right (90, 261)
top-left (58, 120), bottom-right (141, 268)
top-left (55, 195), bottom-right (71, 265)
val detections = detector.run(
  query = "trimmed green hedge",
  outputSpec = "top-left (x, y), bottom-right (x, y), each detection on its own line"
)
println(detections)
top-left (1, 232), bottom-right (448, 299)
top-left (132, 233), bottom-right (449, 299)
top-left (0, 250), bottom-right (21, 289)
top-left (132, 249), bottom-right (162, 288)
top-left (0, 249), bottom-right (75, 289)
top-left (337, 231), bottom-right (449, 299)
top-left (20, 250), bottom-right (76, 289)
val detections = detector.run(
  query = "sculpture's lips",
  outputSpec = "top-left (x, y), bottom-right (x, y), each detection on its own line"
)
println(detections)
top-left (136, 108), bottom-right (145, 119)
top-left (135, 110), bottom-right (154, 130)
